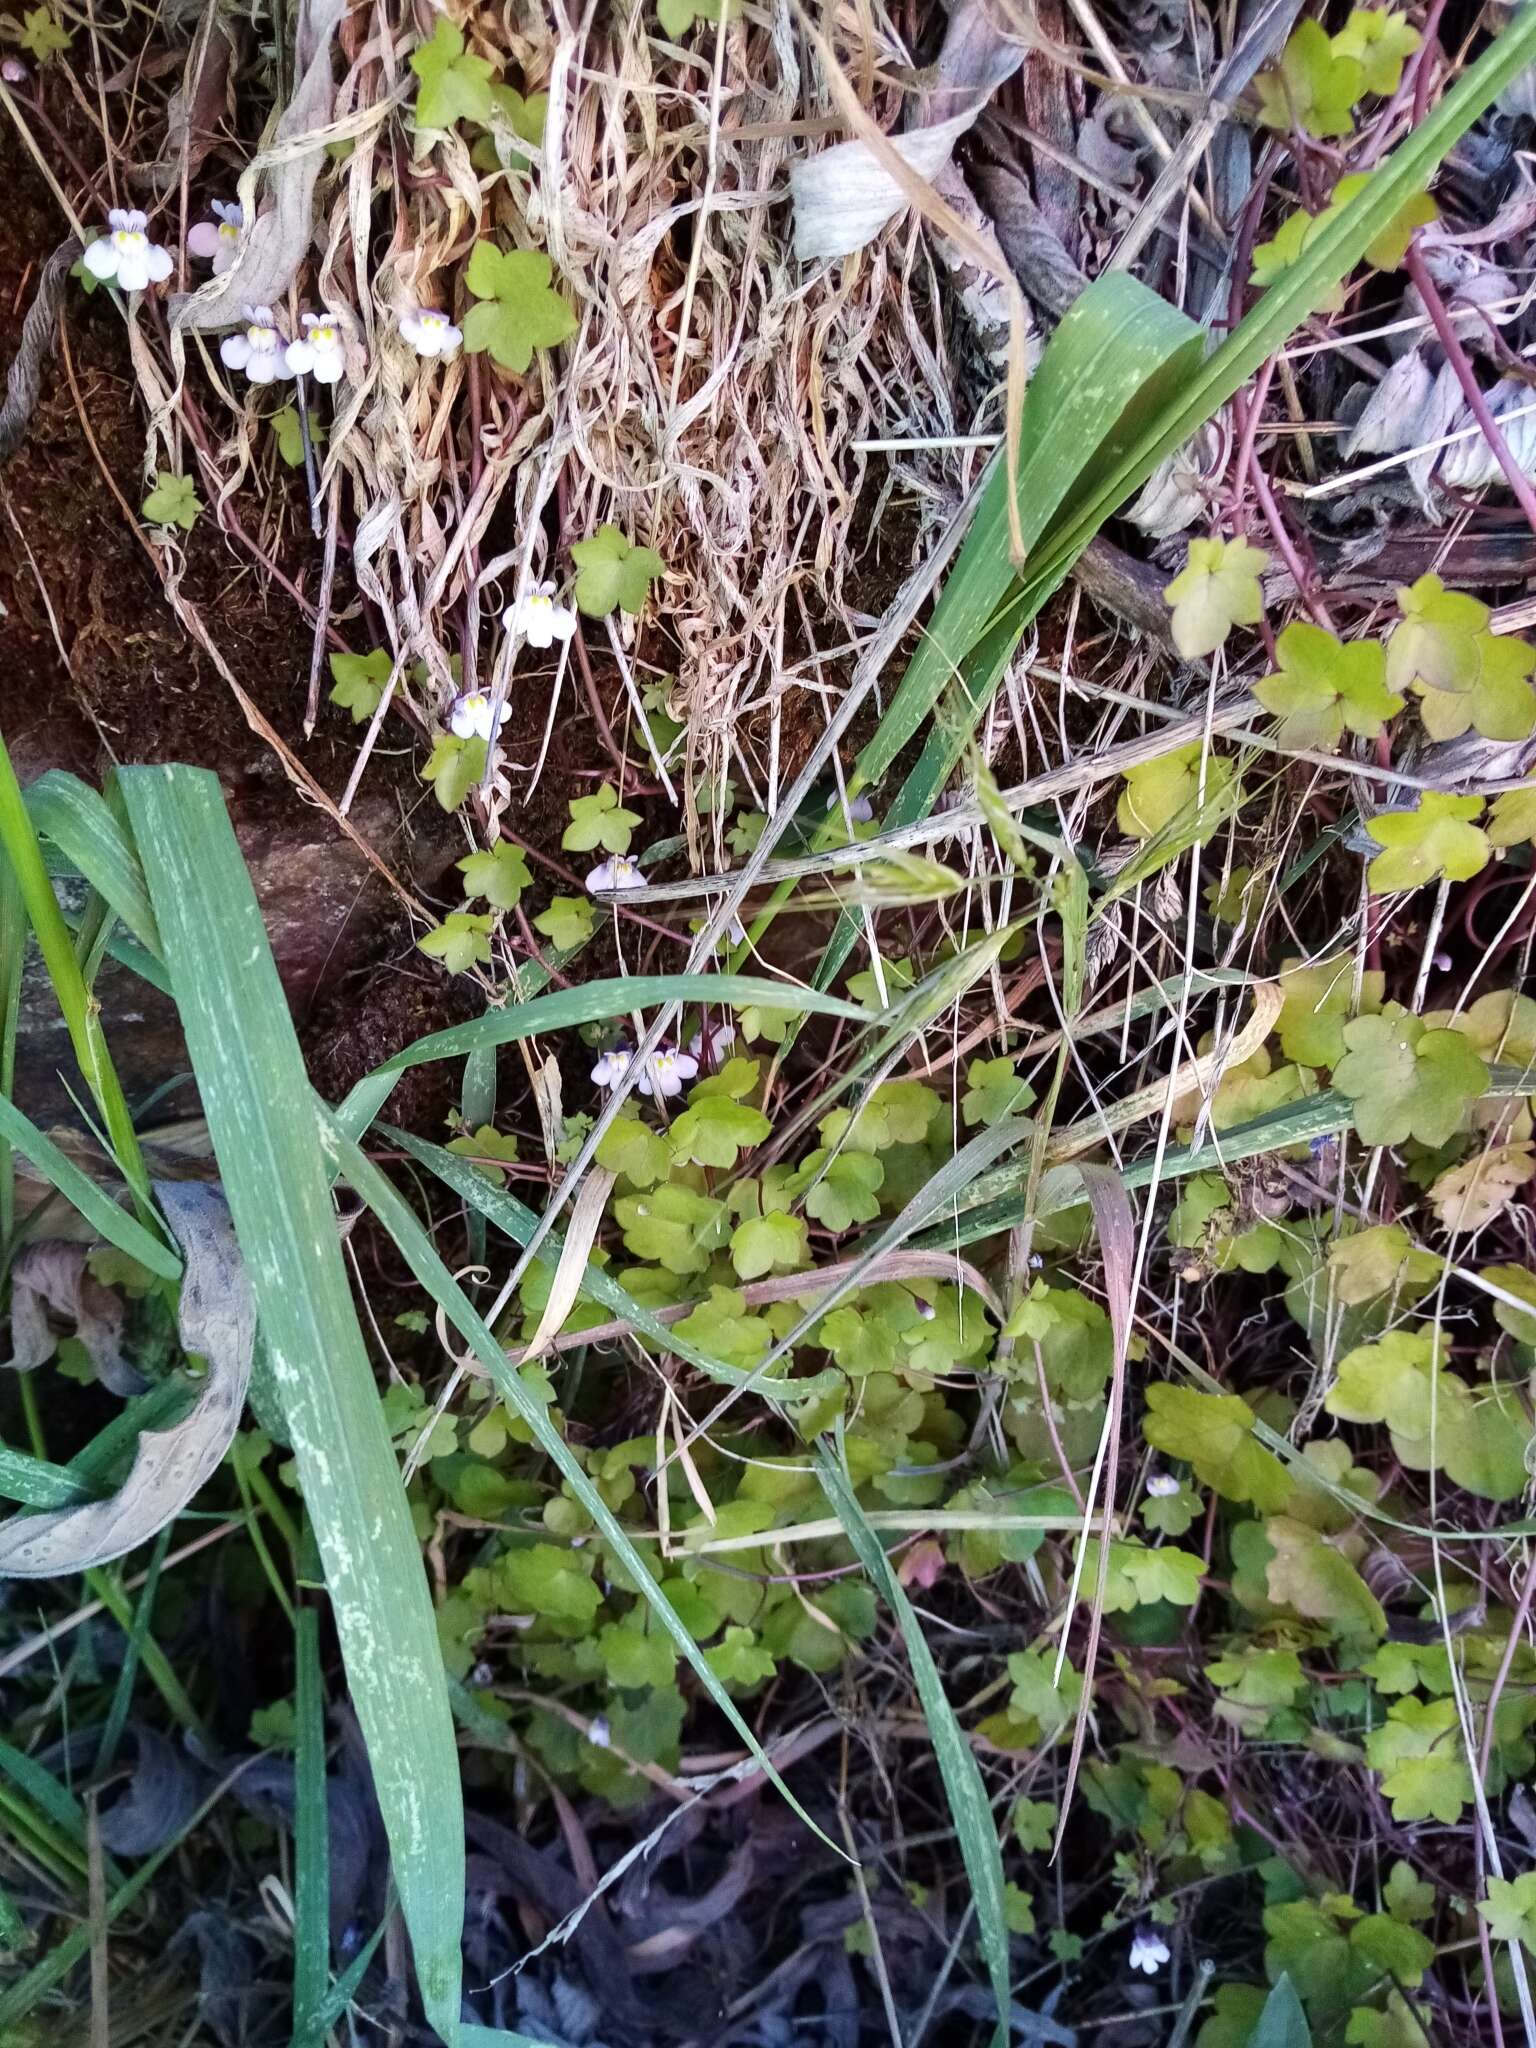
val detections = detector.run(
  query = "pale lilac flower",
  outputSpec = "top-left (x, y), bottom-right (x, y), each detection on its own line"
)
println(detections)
top-left (219, 306), bottom-right (292, 385)
top-left (827, 791), bottom-right (875, 823)
top-left (82, 209), bottom-right (174, 293)
top-left (504, 581), bottom-right (577, 650)
top-left (591, 1045), bottom-right (633, 1090)
top-left (588, 1716), bottom-right (611, 1748)
top-left (636, 1048), bottom-right (697, 1101)
top-left (450, 690), bottom-right (511, 743)
top-left (285, 311), bottom-right (347, 384)
top-left (912, 1296), bottom-right (937, 1322)
top-left (400, 305), bottom-right (462, 358)
top-left (1146, 1472), bottom-right (1181, 1499)
top-left (187, 200), bottom-right (242, 274)
top-left (687, 1022), bottom-right (737, 1063)
top-left (586, 855), bottom-right (644, 894)
top-left (2, 57), bottom-right (29, 83)
top-left (1129, 1929), bottom-right (1170, 1975)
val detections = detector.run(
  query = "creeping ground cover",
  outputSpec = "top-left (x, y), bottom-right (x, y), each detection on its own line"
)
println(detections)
top-left (5, 0), bottom-right (1536, 2045)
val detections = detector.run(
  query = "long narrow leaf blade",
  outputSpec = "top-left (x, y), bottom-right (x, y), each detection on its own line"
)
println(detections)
top-left (816, 1446), bottom-right (1010, 2045)
top-left (118, 765), bottom-right (467, 2041)
top-left (0, 1094), bottom-right (182, 1280)
top-left (335, 974), bottom-right (874, 1139)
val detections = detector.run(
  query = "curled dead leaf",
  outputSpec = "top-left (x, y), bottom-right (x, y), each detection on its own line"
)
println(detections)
top-left (1431, 1143), bottom-right (1536, 1234)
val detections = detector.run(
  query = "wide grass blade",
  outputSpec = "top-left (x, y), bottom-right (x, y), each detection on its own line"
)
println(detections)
top-left (816, 1445), bottom-right (1011, 2045)
top-left (117, 765), bottom-right (468, 2042)
top-left (852, 274), bottom-right (1203, 797)
top-left (26, 770), bottom-right (162, 958)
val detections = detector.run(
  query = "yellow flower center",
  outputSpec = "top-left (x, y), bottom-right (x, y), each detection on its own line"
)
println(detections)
top-left (528, 593), bottom-right (551, 613)
top-left (218, 222), bottom-right (238, 242)
top-left (115, 230), bottom-right (147, 249)
top-left (249, 326), bottom-right (277, 349)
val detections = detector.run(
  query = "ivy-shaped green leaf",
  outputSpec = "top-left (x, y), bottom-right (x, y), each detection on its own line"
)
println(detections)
top-left (1332, 1008), bottom-right (1489, 1145)
top-left (1364, 792), bottom-right (1490, 892)
top-left (562, 782), bottom-right (640, 855)
top-left (1489, 777), bottom-right (1536, 849)
top-left (730, 1208), bottom-right (808, 1280)
top-left (462, 243), bottom-right (576, 373)
top-left (1414, 630), bottom-right (1536, 743)
top-left (1255, 20), bottom-right (1363, 138)
top-left (657, 0), bottom-right (735, 37)
top-left (422, 733), bottom-right (486, 812)
top-left (1385, 574), bottom-right (1487, 696)
top-left (446, 1124), bottom-right (520, 1185)
top-left (270, 403), bottom-right (325, 469)
top-left (1328, 1223), bottom-right (1444, 1305)
top-left (706, 1625), bottom-right (775, 1689)
top-left (458, 839), bottom-right (533, 909)
top-left (1142, 1385), bottom-right (1291, 1510)
top-left (571, 524), bottom-right (666, 617)
top-left (18, 5), bottom-right (70, 60)
top-left (1078, 1537), bottom-right (1205, 1610)
top-left (801, 1149), bottom-right (885, 1230)
top-left (961, 1057), bottom-right (1036, 1128)
top-left (1116, 743), bottom-right (1237, 840)
top-left (329, 647), bottom-right (392, 723)
top-left (1254, 622), bottom-right (1403, 751)
top-left (141, 471), bottom-right (203, 532)
top-left (410, 18), bottom-right (495, 130)
top-left (1162, 537), bottom-right (1269, 658)
top-left (1276, 953), bottom-right (1385, 1068)
top-left (1332, 8), bottom-right (1421, 96)
top-left (1366, 1697), bottom-right (1472, 1823)
top-left (533, 895), bottom-right (594, 951)
top-left (1336, 173), bottom-right (1437, 269)
top-left (418, 912), bottom-right (494, 975)
top-left (1479, 1873), bottom-right (1536, 1954)
top-left (669, 1094), bottom-right (771, 1170)
top-left (594, 1112), bottom-right (672, 1188)
top-left (615, 1183), bottom-right (728, 1274)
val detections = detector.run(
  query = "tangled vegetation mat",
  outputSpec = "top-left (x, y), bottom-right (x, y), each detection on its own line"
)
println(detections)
top-left (3, 0), bottom-right (1536, 2043)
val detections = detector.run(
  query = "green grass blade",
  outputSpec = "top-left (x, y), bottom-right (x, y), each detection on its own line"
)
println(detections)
top-left (853, 275), bottom-right (1203, 795)
top-left (290, 1530), bottom-right (329, 2048)
top-left (0, 1441), bottom-right (93, 1508)
top-left (335, 974), bottom-right (874, 1140)
top-left (0, 1093), bottom-right (182, 1280)
top-left (816, 1445), bottom-right (1010, 2046)
top-left (93, 1525), bottom-right (172, 1779)
top-left (26, 770), bottom-right (162, 958)
top-left (117, 765), bottom-right (467, 2041)
top-left (322, 1114), bottom-right (843, 1852)
top-left (0, 732), bottom-right (159, 1233)
top-left (0, 848), bottom-right (23, 1251)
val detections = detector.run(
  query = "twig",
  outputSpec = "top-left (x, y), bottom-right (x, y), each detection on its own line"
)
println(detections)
top-left (304, 471), bottom-right (342, 736)
top-left (1405, 238), bottom-right (1536, 538)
